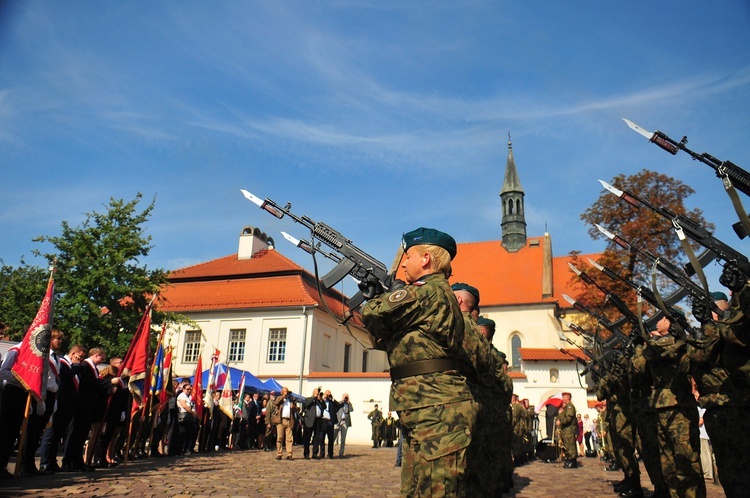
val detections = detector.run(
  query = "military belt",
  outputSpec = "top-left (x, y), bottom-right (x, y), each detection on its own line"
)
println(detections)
top-left (389, 358), bottom-right (458, 381)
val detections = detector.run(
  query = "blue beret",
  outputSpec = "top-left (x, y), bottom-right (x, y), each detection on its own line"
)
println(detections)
top-left (402, 227), bottom-right (457, 260)
top-left (710, 291), bottom-right (729, 302)
top-left (451, 282), bottom-right (480, 305)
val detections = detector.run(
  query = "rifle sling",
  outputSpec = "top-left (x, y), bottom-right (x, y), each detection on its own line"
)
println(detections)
top-left (389, 358), bottom-right (459, 381)
top-left (651, 267), bottom-right (687, 339)
top-left (722, 174), bottom-right (750, 239)
top-left (636, 292), bottom-right (649, 341)
top-left (676, 226), bottom-right (711, 298)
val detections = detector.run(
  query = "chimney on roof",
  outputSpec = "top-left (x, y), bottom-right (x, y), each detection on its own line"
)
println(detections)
top-left (238, 226), bottom-right (275, 260)
top-left (542, 231), bottom-right (553, 298)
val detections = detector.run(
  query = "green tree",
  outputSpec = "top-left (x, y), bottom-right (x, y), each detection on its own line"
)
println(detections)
top-left (33, 194), bottom-right (170, 356)
top-left (570, 169), bottom-right (713, 333)
top-left (0, 260), bottom-right (49, 339)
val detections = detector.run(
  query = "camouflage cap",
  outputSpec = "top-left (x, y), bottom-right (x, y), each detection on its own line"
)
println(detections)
top-left (451, 282), bottom-right (480, 305)
top-left (402, 227), bottom-right (457, 260)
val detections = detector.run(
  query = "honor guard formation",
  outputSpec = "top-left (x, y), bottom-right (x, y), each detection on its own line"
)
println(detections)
top-left (2, 118), bottom-right (748, 498)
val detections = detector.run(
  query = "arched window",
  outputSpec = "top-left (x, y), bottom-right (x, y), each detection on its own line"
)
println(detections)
top-left (516, 199), bottom-right (522, 214)
top-left (511, 334), bottom-right (522, 370)
top-left (507, 199), bottom-right (514, 215)
top-left (550, 368), bottom-right (559, 383)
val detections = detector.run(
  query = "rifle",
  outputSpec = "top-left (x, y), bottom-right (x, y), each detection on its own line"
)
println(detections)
top-left (561, 294), bottom-right (632, 347)
top-left (585, 258), bottom-right (688, 333)
top-left (623, 118), bottom-right (750, 238)
top-left (241, 189), bottom-right (388, 311)
top-left (599, 179), bottom-right (744, 277)
top-left (568, 262), bottom-right (643, 333)
top-left (595, 225), bottom-right (719, 334)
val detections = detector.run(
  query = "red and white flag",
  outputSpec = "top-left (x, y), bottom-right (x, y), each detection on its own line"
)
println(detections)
top-left (12, 275), bottom-right (55, 402)
top-left (218, 368), bottom-right (234, 419)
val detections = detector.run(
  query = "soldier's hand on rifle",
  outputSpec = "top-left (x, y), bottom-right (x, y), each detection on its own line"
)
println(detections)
top-left (388, 278), bottom-right (406, 292)
top-left (358, 274), bottom-right (385, 299)
top-left (691, 298), bottom-right (712, 324)
top-left (720, 262), bottom-right (746, 292)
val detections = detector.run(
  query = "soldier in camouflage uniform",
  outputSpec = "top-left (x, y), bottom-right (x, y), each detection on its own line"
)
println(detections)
top-left (361, 227), bottom-right (476, 497)
top-left (690, 286), bottom-right (750, 498)
top-left (521, 399), bottom-right (534, 461)
top-left (631, 338), bottom-right (668, 498)
top-left (634, 313), bottom-right (705, 498)
top-left (368, 404), bottom-right (383, 448)
top-left (556, 392), bottom-right (578, 468)
top-left (510, 394), bottom-right (527, 465)
top-left (608, 352), bottom-right (643, 497)
top-left (451, 283), bottom-right (497, 496)
top-left (478, 317), bottom-right (515, 494)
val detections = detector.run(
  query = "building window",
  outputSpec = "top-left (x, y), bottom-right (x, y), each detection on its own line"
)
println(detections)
top-left (362, 350), bottom-right (369, 372)
top-left (343, 343), bottom-right (351, 372)
top-left (183, 330), bottom-right (201, 363)
top-left (550, 368), bottom-right (559, 383)
top-left (228, 329), bottom-right (246, 363)
top-left (267, 328), bottom-right (287, 363)
top-left (511, 334), bottom-right (522, 370)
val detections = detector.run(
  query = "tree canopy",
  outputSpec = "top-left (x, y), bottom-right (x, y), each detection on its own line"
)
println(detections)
top-left (570, 169), bottom-right (713, 333)
top-left (11, 193), bottom-right (172, 356)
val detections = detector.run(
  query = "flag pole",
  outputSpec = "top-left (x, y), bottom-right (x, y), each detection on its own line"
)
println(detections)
top-left (13, 394), bottom-right (33, 477)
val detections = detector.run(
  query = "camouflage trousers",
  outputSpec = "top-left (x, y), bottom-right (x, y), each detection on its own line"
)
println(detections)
top-left (611, 407), bottom-right (640, 479)
top-left (656, 407), bottom-right (705, 498)
top-left (399, 399), bottom-right (477, 498)
top-left (466, 398), bottom-right (504, 496)
top-left (560, 427), bottom-right (577, 460)
top-left (703, 405), bottom-right (750, 498)
top-left (634, 408), bottom-right (666, 491)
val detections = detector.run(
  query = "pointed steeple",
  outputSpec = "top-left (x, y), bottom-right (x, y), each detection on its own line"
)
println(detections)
top-left (500, 134), bottom-right (527, 252)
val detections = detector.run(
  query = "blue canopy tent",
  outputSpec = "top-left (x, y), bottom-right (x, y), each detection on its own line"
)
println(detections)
top-left (189, 366), bottom-right (267, 392)
top-left (263, 377), bottom-right (283, 393)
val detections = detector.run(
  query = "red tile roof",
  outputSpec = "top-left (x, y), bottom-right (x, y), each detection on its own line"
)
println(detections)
top-left (519, 347), bottom-right (587, 361)
top-left (158, 249), bottom-right (361, 324)
top-left (449, 238), bottom-right (598, 307)
top-left (169, 249), bottom-right (301, 281)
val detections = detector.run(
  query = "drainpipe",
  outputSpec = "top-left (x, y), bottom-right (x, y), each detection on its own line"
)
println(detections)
top-left (298, 306), bottom-right (309, 395)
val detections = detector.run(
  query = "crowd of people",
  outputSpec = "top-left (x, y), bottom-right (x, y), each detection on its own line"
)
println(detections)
top-left (0, 345), bottom-right (366, 480)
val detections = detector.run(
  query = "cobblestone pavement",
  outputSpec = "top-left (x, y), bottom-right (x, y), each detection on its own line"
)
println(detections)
top-left (0, 446), bottom-right (726, 497)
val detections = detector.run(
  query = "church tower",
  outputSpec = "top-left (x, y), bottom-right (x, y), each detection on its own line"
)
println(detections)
top-left (500, 135), bottom-right (527, 252)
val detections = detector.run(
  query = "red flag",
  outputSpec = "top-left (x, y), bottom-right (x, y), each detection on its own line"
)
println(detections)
top-left (121, 305), bottom-right (152, 405)
top-left (12, 275), bottom-right (55, 401)
top-left (192, 354), bottom-right (203, 420)
top-left (160, 346), bottom-right (173, 407)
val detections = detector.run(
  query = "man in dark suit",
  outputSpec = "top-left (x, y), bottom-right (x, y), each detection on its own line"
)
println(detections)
top-left (302, 387), bottom-right (323, 459)
top-left (39, 344), bottom-right (85, 472)
top-left (246, 393), bottom-right (261, 449)
top-left (317, 390), bottom-right (340, 459)
top-left (61, 347), bottom-right (120, 471)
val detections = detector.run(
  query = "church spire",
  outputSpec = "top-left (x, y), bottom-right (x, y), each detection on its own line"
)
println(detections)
top-left (500, 134), bottom-right (527, 252)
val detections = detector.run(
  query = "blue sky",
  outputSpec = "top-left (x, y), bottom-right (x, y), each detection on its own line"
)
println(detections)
top-left (1, 1), bottom-right (749, 298)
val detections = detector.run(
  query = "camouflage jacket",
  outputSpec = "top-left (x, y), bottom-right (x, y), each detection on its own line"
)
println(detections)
top-left (689, 320), bottom-right (750, 407)
top-left (362, 272), bottom-right (473, 411)
top-left (641, 335), bottom-right (694, 409)
top-left (629, 343), bottom-right (654, 413)
top-left (557, 402), bottom-right (577, 433)
top-left (457, 311), bottom-right (496, 394)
